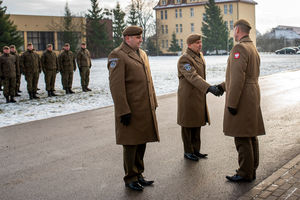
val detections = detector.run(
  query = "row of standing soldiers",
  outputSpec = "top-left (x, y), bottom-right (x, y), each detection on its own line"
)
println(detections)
top-left (0, 42), bottom-right (92, 103)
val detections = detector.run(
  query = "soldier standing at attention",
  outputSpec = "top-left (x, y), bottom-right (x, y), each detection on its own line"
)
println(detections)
top-left (177, 34), bottom-right (222, 162)
top-left (58, 43), bottom-right (76, 94)
top-left (217, 19), bottom-right (265, 182)
top-left (20, 43), bottom-right (41, 99)
top-left (108, 26), bottom-right (159, 192)
top-left (9, 45), bottom-right (21, 96)
top-left (41, 44), bottom-right (59, 97)
top-left (76, 42), bottom-right (92, 92)
top-left (0, 46), bottom-right (17, 103)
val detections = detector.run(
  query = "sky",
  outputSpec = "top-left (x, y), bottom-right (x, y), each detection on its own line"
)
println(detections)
top-left (2, 0), bottom-right (300, 34)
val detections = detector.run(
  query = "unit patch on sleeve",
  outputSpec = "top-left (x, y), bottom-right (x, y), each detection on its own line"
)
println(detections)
top-left (184, 64), bottom-right (192, 71)
top-left (109, 58), bottom-right (119, 68)
top-left (234, 52), bottom-right (240, 59)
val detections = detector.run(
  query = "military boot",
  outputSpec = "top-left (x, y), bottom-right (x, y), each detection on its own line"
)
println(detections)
top-left (86, 87), bottom-right (92, 91)
top-left (10, 96), bottom-right (16, 103)
top-left (5, 96), bottom-right (9, 103)
top-left (65, 89), bottom-right (70, 94)
top-left (33, 92), bottom-right (40, 99)
top-left (69, 88), bottom-right (75, 94)
top-left (82, 86), bottom-right (88, 92)
top-left (29, 92), bottom-right (33, 100)
top-left (15, 92), bottom-right (21, 97)
top-left (51, 90), bottom-right (57, 96)
top-left (48, 91), bottom-right (52, 97)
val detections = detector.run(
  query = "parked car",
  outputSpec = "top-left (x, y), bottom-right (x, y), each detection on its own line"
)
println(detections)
top-left (275, 47), bottom-right (296, 54)
top-left (297, 50), bottom-right (300, 54)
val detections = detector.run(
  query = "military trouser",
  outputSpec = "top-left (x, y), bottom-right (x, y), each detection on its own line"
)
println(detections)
top-left (3, 77), bottom-right (16, 97)
top-left (61, 71), bottom-right (73, 90)
top-left (25, 72), bottom-right (39, 93)
top-left (44, 70), bottom-right (57, 91)
top-left (79, 66), bottom-right (90, 88)
top-left (123, 144), bottom-right (146, 184)
top-left (181, 127), bottom-right (201, 154)
top-left (234, 137), bottom-right (259, 180)
top-left (16, 75), bottom-right (21, 92)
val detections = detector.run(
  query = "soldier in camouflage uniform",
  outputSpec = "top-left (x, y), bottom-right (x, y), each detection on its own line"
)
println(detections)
top-left (58, 43), bottom-right (76, 94)
top-left (76, 42), bottom-right (92, 92)
top-left (0, 46), bottom-right (17, 103)
top-left (10, 45), bottom-right (21, 96)
top-left (20, 43), bottom-right (42, 99)
top-left (41, 44), bottom-right (59, 97)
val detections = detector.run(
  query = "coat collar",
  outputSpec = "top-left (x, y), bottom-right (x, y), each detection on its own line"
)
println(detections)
top-left (186, 48), bottom-right (203, 63)
top-left (120, 42), bottom-right (144, 64)
top-left (239, 35), bottom-right (252, 43)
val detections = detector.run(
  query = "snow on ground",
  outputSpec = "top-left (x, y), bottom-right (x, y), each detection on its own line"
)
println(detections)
top-left (0, 53), bottom-right (299, 127)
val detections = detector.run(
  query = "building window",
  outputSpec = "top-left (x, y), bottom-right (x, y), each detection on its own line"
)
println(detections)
top-left (161, 25), bottom-right (164, 34)
top-left (179, 9), bottom-right (182, 18)
top-left (162, 40), bottom-right (165, 48)
top-left (162, 0), bottom-right (166, 5)
top-left (176, 24), bottom-right (179, 33)
top-left (165, 25), bottom-right (168, 34)
top-left (161, 11), bottom-right (164, 20)
top-left (176, 39), bottom-right (179, 46)
top-left (180, 39), bottom-right (183, 49)
top-left (175, 9), bottom-right (178, 18)
top-left (176, 0), bottom-right (181, 3)
top-left (180, 24), bottom-right (183, 33)
top-left (224, 5), bottom-right (228, 14)
top-left (203, 14), bottom-right (207, 21)
top-left (191, 23), bottom-right (194, 32)
top-left (229, 4), bottom-right (233, 14)
top-left (225, 21), bottom-right (228, 29)
top-left (165, 10), bottom-right (168, 19)
top-left (27, 31), bottom-right (55, 51)
top-left (190, 8), bottom-right (194, 17)
top-left (230, 20), bottom-right (234, 30)
top-left (166, 40), bottom-right (169, 48)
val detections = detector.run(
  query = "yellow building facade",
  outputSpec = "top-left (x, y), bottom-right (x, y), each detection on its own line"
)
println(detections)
top-left (9, 14), bottom-right (86, 52)
top-left (154, 0), bottom-right (257, 54)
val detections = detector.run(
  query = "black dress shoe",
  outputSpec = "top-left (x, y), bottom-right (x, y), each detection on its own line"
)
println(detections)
top-left (138, 177), bottom-right (154, 186)
top-left (226, 174), bottom-right (252, 182)
top-left (194, 152), bottom-right (208, 158)
top-left (125, 181), bottom-right (144, 191)
top-left (184, 153), bottom-right (199, 161)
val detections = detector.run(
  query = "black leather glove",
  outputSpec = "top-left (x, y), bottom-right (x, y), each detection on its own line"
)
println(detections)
top-left (228, 107), bottom-right (237, 115)
top-left (216, 85), bottom-right (224, 96)
top-left (207, 86), bottom-right (221, 96)
top-left (120, 113), bottom-right (131, 126)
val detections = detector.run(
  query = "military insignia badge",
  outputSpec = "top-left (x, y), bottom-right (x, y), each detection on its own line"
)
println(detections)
top-left (184, 64), bottom-right (192, 71)
top-left (110, 61), bottom-right (117, 68)
top-left (234, 52), bottom-right (240, 59)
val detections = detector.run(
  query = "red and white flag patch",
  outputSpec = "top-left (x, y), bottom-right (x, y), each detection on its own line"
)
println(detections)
top-left (234, 52), bottom-right (240, 59)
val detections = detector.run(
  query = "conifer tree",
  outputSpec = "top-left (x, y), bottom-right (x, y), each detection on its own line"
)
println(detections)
top-left (112, 2), bottom-right (126, 48)
top-left (168, 32), bottom-right (181, 52)
top-left (201, 0), bottom-right (228, 54)
top-left (127, 0), bottom-right (138, 26)
top-left (0, 0), bottom-right (23, 50)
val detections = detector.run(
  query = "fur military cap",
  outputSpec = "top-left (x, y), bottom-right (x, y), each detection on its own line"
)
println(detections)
top-left (47, 44), bottom-right (53, 48)
top-left (234, 19), bottom-right (252, 29)
top-left (3, 46), bottom-right (9, 50)
top-left (122, 26), bottom-right (143, 36)
top-left (9, 45), bottom-right (16, 48)
top-left (64, 43), bottom-right (70, 47)
top-left (186, 34), bottom-right (202, 45)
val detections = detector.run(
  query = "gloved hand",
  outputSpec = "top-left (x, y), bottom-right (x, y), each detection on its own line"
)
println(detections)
top-left (207, 86), bottom-right (221, 96)
top-left (120, 113), bottom-right (131, 126)
top-left (216, 85), bottom-right (224, 96)
top-left (228, 107), bottom-right (237, 115)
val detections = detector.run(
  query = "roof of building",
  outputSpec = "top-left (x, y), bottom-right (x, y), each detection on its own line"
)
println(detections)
top-left (275, 25), bottom-right (300, 35)
top-left (154, 0), bottom-right (257, 10)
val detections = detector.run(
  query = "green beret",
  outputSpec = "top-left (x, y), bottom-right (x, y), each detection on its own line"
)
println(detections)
top-left (3, 46), bottom-right (9, 50)
top-left (187, 34), bottom-right (202, 45)
top-left (122, 26), bottom-right (143, 36)
top-left (9, 45), bottom-right (16, 48)
top-left (234, 19), bottom-right (252, 29)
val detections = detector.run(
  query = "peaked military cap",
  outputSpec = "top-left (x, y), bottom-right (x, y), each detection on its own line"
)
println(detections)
top-left (122, 26), bottom-right (143, 36)
top-left (9, 45), bottom-right (16, 48)
top-left (27, 42), bottom-right (33, 46)
top-left (234, 19), bottom-right (252, 29)
top-left (187, 34), bottom-right (202, 45)
top-left (3, 46), bottom-right (9, 50)
top-left (47, 44), bottom-right (53, 48)
top-left (81, 42), bottom-right (86, 45)
top-left (64, 43), bottom-right (70, 47)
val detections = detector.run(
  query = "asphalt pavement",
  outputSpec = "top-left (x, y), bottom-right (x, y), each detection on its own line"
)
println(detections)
top-left (0, 70), bottom-right (299, 200)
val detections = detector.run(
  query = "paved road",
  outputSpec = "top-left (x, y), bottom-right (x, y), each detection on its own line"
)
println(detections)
top-left (0, 70), bottom-right (299, 200)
